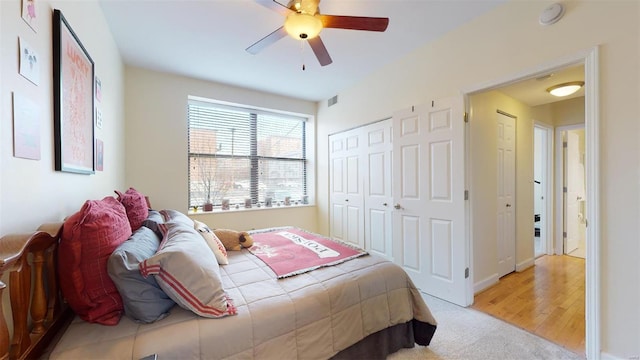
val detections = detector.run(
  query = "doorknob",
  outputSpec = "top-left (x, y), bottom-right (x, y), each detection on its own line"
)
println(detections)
top-left (383, 203), bottom-right (388, 206)
top-left (394, 203), bottom-right (402, 210)
top-left (506, 203), bottom-right (511, 207)
top-left (345, 199), bottom-right (349, 202)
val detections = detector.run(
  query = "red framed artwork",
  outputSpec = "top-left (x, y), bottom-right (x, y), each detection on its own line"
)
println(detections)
top-left (53, 9), bottom-right (95, 174)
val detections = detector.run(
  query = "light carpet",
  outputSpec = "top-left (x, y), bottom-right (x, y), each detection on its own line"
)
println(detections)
top-left (388, 294), bottom-right (585, 360)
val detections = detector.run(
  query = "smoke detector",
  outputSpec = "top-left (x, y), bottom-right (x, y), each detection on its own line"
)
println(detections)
top-left (539, 3), bottom-right (565, 26)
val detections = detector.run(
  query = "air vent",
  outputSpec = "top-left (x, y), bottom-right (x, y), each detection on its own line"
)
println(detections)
top-left (328, 95), bottom-right (338, 107)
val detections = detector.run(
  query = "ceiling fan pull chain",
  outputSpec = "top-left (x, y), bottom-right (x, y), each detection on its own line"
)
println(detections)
top-left (300, 39), bottom-right (306, 71)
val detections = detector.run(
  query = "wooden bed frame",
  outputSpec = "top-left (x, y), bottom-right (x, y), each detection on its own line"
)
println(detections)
top-left (0, 222), bottom-right (74, 360)
top-left (0, 221), bottom-right (436, 359)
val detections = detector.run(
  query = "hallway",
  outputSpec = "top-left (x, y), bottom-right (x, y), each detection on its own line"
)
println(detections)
top-left (471, 255), bottom-right (585, 357)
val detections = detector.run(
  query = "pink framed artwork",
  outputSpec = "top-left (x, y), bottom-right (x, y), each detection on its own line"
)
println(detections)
top-left (52, 9), bottom-right (95, 174)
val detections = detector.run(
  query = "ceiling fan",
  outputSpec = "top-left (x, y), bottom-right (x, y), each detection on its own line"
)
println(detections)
top-left (246, 0), bottom-right (389, 67)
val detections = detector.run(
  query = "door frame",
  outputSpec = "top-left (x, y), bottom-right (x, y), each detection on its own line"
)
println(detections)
top-left (554, 124), bottom-right (585, 255)
top-left (463, 46), bottom-right (600, 359)
top-left (534, 122), bottom-right (554, 256)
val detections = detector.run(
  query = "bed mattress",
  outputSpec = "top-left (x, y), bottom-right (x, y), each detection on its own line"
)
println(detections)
top-left (50, 248), bottom-right (436, 359)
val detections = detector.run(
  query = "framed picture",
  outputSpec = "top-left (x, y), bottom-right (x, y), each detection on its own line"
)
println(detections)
top-left (53, 9), bottom-right (95, 174)
top-left (21, 0), bottom-right (37, 32)
top-left (12, 92), bottom-right (41, 160)
top-left (95, 138), bottom-right (104, 171)
top-left (18, 37), bottom-right (40, 85)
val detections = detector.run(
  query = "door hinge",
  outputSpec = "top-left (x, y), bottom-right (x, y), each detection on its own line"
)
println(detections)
top-left (464, 190), bottom-right (469, 200)
top-left (585, 219), bottom-right (588, 227)
top-left (563, 141), bottom-right (568, 148)
top-left (563, 231), bottom-right (567, 238)
top-left (563, 186), bottom-right (567, 193)
top-left (464, 112), bottom-right (469, 123)
top-left (465, 267), bottom-right (470, 279)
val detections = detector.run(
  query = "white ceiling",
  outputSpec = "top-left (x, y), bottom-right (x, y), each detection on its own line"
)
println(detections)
top-left (98, 0), bottom-right (508, 102)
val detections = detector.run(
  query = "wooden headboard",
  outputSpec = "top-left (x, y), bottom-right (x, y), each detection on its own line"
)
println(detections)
top-left (0, 222), bottom-right (74, 359)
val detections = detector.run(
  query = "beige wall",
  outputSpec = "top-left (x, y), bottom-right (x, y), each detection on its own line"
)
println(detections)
top-left (469, 90), bottom-right (535, 289)
top-left (124, 66), bottom-right (319, 232)
top-left (551, 96), bottom-right (586, 127)
top-left (316, 0), bottom-right (639, 357)
top-left (0, 0), bottom-right (125, 235)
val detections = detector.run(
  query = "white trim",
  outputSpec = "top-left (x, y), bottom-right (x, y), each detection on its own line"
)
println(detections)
top-left (516, 258), bottom-right (535, 272)
top-left (463, 46), bottom-right (600, 360)
top-left (473, 273), bottom-right (499, 294)
top-left (464, 96), bottom-right (474, 306)
top-left (583, 46), bottom-right (601, 360)
top-left (599, 352), bottom-right (624, 360)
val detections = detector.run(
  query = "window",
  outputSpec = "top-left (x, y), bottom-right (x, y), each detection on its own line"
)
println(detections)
top-left (188, 98), bottom-right (308, 209)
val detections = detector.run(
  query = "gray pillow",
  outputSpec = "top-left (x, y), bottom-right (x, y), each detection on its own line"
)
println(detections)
top-left (141, 210), bottom-right (164, 238)
top-left (108, 226), bottom-right (175, 323)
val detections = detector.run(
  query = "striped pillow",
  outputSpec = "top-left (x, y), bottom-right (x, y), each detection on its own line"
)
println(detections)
top-left (139, 222), bottom-right (236, 318)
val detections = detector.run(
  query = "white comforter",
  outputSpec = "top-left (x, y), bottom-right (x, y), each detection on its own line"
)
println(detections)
top-left (51, 249), bottom-right (437, 359)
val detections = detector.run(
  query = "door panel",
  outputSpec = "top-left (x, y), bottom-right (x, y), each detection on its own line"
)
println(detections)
top-left (363, 120), bottom-right (393, 260)
top-left (496, 112), bottom-right (516, 278)
top-left (392, 96), bottom-right (467, 306)
top-left (565, 131), bottom-right (582, 254)
top-left (329, 130), bottom-right (364, 248)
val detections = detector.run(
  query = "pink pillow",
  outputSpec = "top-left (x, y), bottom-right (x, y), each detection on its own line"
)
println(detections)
top-left (115, 187), bottom-right (149, 232)
top-left (59, 196), bottom-right (132, 325)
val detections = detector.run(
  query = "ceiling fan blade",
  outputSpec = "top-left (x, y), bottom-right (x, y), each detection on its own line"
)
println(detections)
top-left (308, 36), bottom-right (332, 66)
top-left (246, 26), bottom-right (287, 55)
top-left (254, 0), bottom-right (293, 16)
top-left (318, 15), bottom-right (389, 32)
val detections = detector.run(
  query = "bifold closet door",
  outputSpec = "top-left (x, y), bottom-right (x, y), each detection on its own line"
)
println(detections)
top-left (362, 120), bottom-right (393, 261)
top-left (329, 129), bottom-right (364, 249)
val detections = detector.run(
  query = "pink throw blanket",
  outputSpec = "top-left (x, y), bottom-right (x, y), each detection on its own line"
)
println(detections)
top-left (248, 227), bottom-right (367, 278)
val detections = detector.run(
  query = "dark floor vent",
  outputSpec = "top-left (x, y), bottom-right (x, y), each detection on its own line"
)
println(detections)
top-left (328, 95), bottom-right (338, 107)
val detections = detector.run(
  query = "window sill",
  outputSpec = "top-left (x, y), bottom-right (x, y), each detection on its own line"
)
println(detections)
top-left (189, 203), bottom-right (314, 215)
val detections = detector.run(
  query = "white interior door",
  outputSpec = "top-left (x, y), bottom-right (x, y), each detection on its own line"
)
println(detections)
top-left (392, 96), bottom-right (467, 306)
top-left (363, 120), bottom-right (393, 260)
top-left (496, 112), bottom-right (516, 278)
top-left (565, 131), bottom-right (583, 254)
top-left (329, 130), bottom-right (364, 248)
top-left (533, 126), bottom-right (545, 257)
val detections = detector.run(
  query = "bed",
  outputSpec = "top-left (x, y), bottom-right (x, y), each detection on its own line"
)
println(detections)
top-left (0, 193), bottom-right (437, 360)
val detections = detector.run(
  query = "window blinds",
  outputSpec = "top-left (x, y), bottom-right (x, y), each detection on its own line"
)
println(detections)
top-left (188, 101), bottom-right (307, 208)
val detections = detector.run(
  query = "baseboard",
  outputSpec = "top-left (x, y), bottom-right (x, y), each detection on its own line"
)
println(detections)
top-left (600, 351), bottom-right (628, 360)
top-left (474, 273), bottom-right (499, 294)
top-left (516, 258), bottom-right (535, 272)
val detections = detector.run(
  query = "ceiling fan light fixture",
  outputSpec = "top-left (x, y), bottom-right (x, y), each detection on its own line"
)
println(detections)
top-left (546, 81), bottom-right (585, 97)
top-left (284, 13), bottom-right (323, 40)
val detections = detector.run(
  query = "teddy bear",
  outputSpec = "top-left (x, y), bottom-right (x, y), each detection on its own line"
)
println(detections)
top-left (213, 228), bottom-right (254, 251)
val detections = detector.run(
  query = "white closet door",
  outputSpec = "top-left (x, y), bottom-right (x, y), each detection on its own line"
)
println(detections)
top-left (363, 120), bottom-right (393, 260)
top-left (329, 129), bottom-right (364, 248)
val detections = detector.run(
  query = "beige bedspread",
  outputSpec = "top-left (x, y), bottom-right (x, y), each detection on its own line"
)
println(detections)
top-left (50, 249), bottom-right (437, 359)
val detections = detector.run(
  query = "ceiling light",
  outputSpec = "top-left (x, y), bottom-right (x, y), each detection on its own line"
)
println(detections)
top-left (546, 81), bottom-right (585, 97)
top-left (284, 13), bottom-right (323, 40)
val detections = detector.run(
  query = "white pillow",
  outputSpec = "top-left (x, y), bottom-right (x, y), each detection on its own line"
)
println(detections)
top-left (193, 220), bottom-right (229, 265)
top-left (139, 222), bottom-right (236, 318)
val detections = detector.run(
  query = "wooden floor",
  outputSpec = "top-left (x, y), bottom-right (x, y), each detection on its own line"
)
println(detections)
top-left (471, 255), bottom-right (585, 357)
